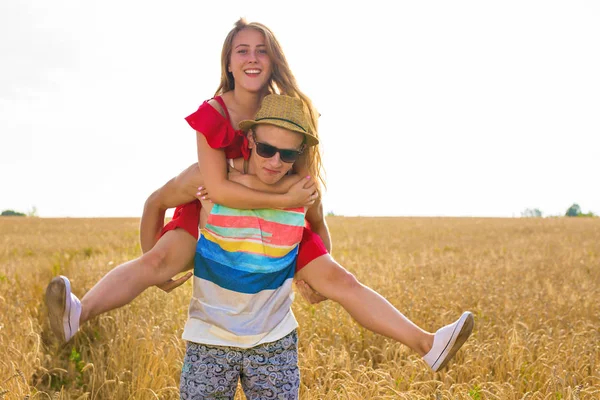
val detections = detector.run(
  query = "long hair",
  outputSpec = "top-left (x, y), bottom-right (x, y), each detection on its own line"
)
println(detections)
top-left (215, 18), bottom-right (326, 190)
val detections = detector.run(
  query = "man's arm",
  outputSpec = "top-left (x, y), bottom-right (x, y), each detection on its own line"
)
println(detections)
top-left (305, 197), bottom-right (332, 253)
top-left (139, 163), bottom-right (202, 252)
top-left (292, 196), bottom-right (332, 304)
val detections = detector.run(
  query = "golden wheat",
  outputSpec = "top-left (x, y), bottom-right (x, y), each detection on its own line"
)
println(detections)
top-left (1, 217), bottom-right (599, 399)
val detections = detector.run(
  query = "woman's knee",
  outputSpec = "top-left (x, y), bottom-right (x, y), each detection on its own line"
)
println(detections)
top-left (140, 246), bottom-right (169, 276)
top-left (142, 231), bottom-right (195, 278)
top-left (313, 259), bottom-right (362, 299)
top-left (333, 267), bottom-right (361, 292)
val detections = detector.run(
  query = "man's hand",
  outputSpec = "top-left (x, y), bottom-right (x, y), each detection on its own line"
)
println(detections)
top-left (295, 279), bottom-right (328, 304)
top-left (156, 272), bottom-right (193, 293)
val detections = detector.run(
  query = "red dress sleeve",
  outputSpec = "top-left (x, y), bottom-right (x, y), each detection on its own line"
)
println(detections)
top-left (185, 99), bottom-right (249, 160)
top-left (161, 98), bottom-right (251, 242)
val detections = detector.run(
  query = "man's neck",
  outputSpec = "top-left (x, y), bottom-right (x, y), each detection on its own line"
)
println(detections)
top-left (232, 156), bottom-right (256, 176)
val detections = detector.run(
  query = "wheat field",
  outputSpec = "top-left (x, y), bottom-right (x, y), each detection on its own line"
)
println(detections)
top-left (0, 216), bottom-right (599, 399)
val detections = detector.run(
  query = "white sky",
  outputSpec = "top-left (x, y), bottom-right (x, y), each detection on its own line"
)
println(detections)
top-left (1, 1), bottom-right (599, 218)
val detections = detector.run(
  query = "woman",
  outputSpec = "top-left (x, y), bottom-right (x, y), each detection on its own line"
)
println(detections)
top-left (46, 19), bottom-right (473, 374)
top-left (46, 18), bottom-right (324, 344)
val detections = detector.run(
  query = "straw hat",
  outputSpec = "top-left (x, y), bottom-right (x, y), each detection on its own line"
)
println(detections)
top-left (239, 94), bottom-right (319, 146)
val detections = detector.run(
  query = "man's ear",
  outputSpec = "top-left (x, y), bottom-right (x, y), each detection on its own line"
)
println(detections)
top-left (246, 129), bottom-right (254, 148)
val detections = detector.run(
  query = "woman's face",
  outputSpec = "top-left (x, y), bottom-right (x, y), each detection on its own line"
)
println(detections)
top-left (248, 125), bottom-right (304, 185)
top-left (229, 28), bottom-right (273, 94)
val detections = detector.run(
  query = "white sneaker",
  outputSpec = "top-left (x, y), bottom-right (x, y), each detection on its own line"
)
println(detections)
top-left (45, 276), bottom-right (82, 342)
top-left (423, 311), bottom-right (474, 371)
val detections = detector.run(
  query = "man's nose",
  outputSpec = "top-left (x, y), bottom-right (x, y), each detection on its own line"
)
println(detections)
top-left (268, 152), bottom-right (283, 167)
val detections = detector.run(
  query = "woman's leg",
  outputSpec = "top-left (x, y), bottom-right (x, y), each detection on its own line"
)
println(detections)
top-left (295, 254), bottom-right (474, 371)
top-left (295, 254), bottom-right (434, 356)
top-left (46, 228), bottom-right (196, 342)
top-left (46, 164), bottom-right (202, 342)
top-left (79, 229), bottom-right (196, 323)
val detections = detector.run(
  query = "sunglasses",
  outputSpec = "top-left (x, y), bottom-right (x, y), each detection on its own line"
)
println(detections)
top-left (252, 132), bottom-right (305, 163)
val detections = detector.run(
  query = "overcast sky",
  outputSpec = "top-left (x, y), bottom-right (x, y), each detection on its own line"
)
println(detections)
top-left (1, 1), bottom-right (599, 217)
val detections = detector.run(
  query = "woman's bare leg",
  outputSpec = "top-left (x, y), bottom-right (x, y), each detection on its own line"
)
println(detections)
top-left (46, 163), bottom-right (201, 342)
top-left (296, 254), bottom-right (434, 356)
top-left (81, 161), bottom-right (202, 323)
top-left (296, 254), bottom-right (474, 371)
top-left (81, 164), bottom-right (201, 323)
top-left (46, 229), bottom-right (196, 341)
top-left (47, 163), bottom-right (204, 342)
top-left (79, 229), bottom-right (196, 323)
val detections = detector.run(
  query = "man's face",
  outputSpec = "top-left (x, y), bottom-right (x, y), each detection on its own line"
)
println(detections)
top-left (248, 125), bottom-right (304, 185)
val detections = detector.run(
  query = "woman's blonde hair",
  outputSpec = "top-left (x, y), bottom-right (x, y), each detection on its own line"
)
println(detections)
top-left (215, 18), bottom-right (326, 190)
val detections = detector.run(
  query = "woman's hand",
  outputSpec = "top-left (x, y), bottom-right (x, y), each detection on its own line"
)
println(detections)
top-left (196, 186), bottom-right (212, 202)
top-left (285, 176), bottom-right (318, 208)
top-left (196, 170), bottom-right (248, 202)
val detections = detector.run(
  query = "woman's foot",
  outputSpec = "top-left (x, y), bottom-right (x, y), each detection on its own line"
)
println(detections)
top-left (45, 276), bottom-right (82, 342)
top-left (423, 311), bottom-right (474, 371)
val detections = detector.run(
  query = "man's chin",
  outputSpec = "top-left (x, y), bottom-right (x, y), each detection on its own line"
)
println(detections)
top-left (259, 174), bottom-right (282, 186)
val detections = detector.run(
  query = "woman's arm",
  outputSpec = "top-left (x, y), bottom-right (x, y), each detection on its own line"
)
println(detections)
top-left (197, 132), bottom-right (316, 209)
top-left (230, 173), bottom-right (315, 195)
top-left (139, 160), bottom-right (315, 251)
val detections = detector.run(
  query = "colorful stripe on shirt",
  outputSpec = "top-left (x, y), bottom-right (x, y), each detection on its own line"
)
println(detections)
top-left (183, 204), bottom-right (305, 347)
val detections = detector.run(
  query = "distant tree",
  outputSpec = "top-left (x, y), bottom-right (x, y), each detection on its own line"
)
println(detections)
top-left (521, 208), bottom-right (543, 218)
top-left (27, 206), bottom-right (38, 217)
top-left (1, 209), bottom-right (26, 217)
top-left (326, 210), bottom-right (336, 217)
top-left (565, 203), bottom-right (582, 217)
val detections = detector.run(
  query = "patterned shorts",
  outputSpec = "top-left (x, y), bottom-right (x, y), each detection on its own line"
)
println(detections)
top-left (180, 330), bottom-right (299, 400)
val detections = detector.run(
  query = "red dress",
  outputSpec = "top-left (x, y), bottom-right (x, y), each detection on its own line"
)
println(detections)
top-left (160, 96), bottom-right (327, 271)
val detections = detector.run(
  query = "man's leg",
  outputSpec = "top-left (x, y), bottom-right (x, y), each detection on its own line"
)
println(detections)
top-left (240, 330), bottom-right (300, 400)
top-left (180, 341), bottom-right (242, 399)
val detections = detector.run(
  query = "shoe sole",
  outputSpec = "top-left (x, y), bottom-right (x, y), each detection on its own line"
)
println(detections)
top-left (434, 311), bottom-right (474, 371)
top-left (45, 276), bottom-right (69, 342)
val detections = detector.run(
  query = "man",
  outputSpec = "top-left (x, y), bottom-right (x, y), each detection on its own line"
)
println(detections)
top-left (180, 94), bottom-right (322, 399)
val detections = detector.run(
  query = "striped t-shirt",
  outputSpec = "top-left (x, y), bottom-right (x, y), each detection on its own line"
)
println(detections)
top-left (182, 203), bottom-right (306, 348)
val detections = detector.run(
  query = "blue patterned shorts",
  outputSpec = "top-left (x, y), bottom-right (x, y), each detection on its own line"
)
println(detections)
top-left (180, 330), bottom-right (299, 400)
